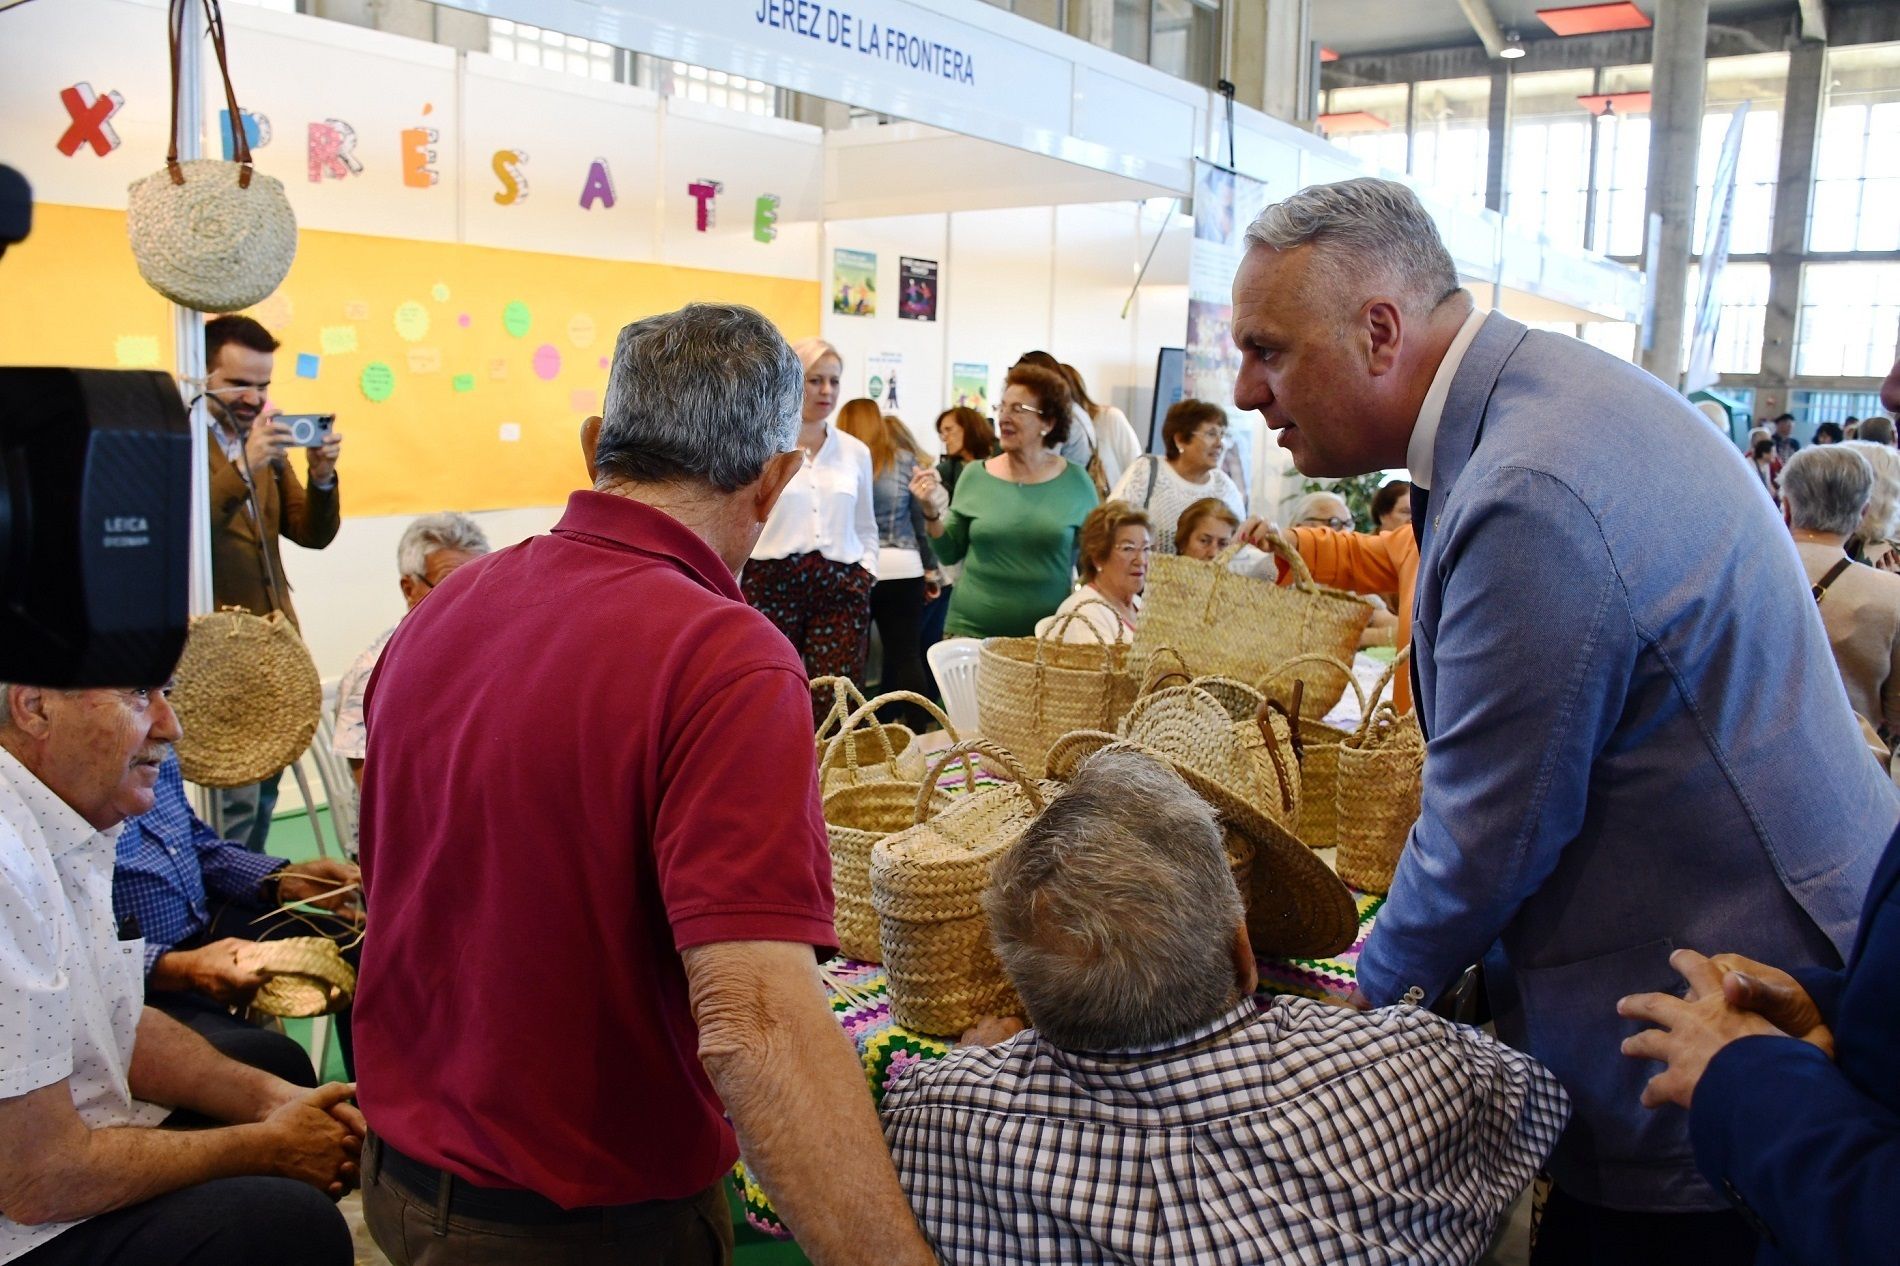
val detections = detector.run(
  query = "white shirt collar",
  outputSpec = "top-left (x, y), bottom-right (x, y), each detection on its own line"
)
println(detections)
top-left (0, 746), bottom-right (121, 857)
top-left (1405, 307), bottom-right (1489, 492)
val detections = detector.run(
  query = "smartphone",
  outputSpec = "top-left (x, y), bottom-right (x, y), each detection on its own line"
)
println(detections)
top-left (277, 413), bottom-right (335, 447)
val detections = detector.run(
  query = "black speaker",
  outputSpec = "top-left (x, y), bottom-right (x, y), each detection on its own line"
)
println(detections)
top-left (0, 368), bottom-right (192, 686)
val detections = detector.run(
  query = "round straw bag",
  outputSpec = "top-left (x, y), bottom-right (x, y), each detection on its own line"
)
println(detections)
top-left (1335, 700), bottom-right (1426, 894)
top-left (977, 600), bottom-right (1137, 770)
top-left (871, 740), bottom-right (1053, 1035)
top-left (1260, 652), bottom-right (1370, 850)
top-left (171, 608), bottom-right (321, 788)
top-left (127, 0), bottom-right (297, 313)
top-left (822, 692), bottom-right (967, 963)
top-left (247, 936), bottom-right (355, 1018)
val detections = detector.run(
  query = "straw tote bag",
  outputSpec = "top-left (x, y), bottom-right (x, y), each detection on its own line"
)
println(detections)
top-left (127, 0), bottom-right (297, 313)
top-left (977, 599), bottom-right (1138, 770)
top-left (1133, 537), bottom-right (1370, 723)
top-left (1261, 653), bottom-right (1364, 850)
top-left (871, 741), bottom-right (1054, 1035)
top-left (821, 692), bottom-right (967, 963)
top-left (812, 676), bottom-right (924, 792)
top-left (1335, 700), bottom-right (1426, 895)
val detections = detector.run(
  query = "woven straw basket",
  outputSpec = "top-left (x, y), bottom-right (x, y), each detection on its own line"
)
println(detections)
top-left (1335, 700), bottom-right (1426, 894)
top-left (1261, 653), bottom-right (1370, 850)
top-left (822, 692), bottom-right (966, 963)
top-left (172, 608), bottom-right (321, 789)
top-left (1133, 536), bottom-right (1369, 724)
top-left (871, 740), bottom-right (1053, 1035)
top-left (813, 677), bottom-right (924, 794)
top-left (247, 936), bottom-right (355, 1018)
top-left (127, 0), bottom-right (296, 313)
top-left (977, 601), bottom-right (1137, 770)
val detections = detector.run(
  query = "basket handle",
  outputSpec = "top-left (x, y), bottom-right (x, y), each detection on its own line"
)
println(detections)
top-left (1137, 645), bottom-right (1194, 696)
top-left (1213, 532), bottom-right (1316, 590)
top-left (819, 691), bottom-right (905, 781)
top-left (168, 0), bottom-right (254, 187)
top-left (1258, 651), bottom-right (1367, 718)
top-left (1346, 645), bottom-right (1413, 744)
top-left (812, 676), bottom-right (871, 747)
top-left (1254, 696), bottom-right (1298, 816)
top-left (1030, 597), bottom-right (1124, 733)
top-left (914, 739), bottom-right (1044, 823)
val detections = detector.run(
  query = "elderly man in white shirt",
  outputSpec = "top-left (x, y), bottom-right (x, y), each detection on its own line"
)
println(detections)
top-left (0, 681), bottom-right (360, 1266)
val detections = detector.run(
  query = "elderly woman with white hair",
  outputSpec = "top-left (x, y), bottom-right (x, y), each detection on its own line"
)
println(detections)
top-left (1846, 438), bottom-right (1900, 574)
top-left (1781, 444), bottom-right (1900, 737)
top-left (743, 337), bottom-right (880, 716)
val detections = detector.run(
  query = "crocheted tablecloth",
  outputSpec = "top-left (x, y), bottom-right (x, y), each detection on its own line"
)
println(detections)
top-left (735, 890), bottom-right (1387, 1238)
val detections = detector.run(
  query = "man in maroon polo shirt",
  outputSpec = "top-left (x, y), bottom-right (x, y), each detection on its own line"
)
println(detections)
top-left (352, 303), bottom-right (937, 1265)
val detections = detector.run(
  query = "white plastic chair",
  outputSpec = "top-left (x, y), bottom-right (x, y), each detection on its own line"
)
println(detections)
top-left (927, 638), bottom-right (983, 737)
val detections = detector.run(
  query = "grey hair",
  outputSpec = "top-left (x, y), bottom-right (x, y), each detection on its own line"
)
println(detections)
top-left (396, 512), bottom-right (491, 580)
top-left (985, 749), bottom-right (1244, 1050)
top-left (1781, 445), bottom-right (1875, 536)
top-left (1244, 177), bottom-right (1460, 315)
top-left (1860, 416), bottom-right (1898, 447)
top-left (597, 304), bottom-right (801, 493)
top-left (1288, 490), bottom-right (1351, 527)
top-left (1845, 440), bottom-right (1900, 543)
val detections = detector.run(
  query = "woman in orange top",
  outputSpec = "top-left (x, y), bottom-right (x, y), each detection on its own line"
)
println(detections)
top-left (1241, 514), bottom-right (1420, 712)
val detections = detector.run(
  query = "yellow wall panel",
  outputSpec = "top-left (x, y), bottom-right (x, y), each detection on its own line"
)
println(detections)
top-left (1, 204), bottom-right (820, 517)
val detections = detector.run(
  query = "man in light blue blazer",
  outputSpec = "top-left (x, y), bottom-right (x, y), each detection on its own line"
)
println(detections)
top-left (1230, 177), bottom-right (1898, 1264)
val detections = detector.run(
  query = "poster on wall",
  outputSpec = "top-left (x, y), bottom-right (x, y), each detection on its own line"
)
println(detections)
top-left (866, 352), bottom-right (903, 411)
top-left (899, 257), bottom-right (938, 322)
top-left (1186, 158), bottom-right (1271, 510)
top-left (951, 363), bottom-right (990, 413)
top-left (833, 248), bottom-right (877, 317)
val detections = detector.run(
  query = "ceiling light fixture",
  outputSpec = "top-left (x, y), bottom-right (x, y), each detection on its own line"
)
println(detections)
top-left (1500, 31), bottom-right (1527, 59)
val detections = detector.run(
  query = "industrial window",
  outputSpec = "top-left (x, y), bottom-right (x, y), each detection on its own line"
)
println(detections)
top-left (1810, 43), bottom-right (1900, 253)
top-left (1322, 83), bottom-right (1410, 177)
top-left (1796, 262), bottom-right (1900, 378)
top-left (488, 19), bottom-right (616, 82)
top-left (1411, 77), bottom-right (1490, 209)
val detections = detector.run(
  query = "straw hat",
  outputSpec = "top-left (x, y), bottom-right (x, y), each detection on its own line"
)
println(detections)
top-left (1045, 688), bottom-right (1358, 958)
top-left (171, 609), bottom-right (321, 788)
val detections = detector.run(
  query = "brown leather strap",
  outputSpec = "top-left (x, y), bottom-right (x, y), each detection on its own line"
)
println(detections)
top-left (1254, 696), bottom-right (1297, 817)
top-left (1813, 557), bottom-right (1854, 604)
top-left (167, 0), bottom-right (252, 187)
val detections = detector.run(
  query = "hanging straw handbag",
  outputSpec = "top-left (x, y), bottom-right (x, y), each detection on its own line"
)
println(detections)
top-left (977, 599), bottom-right (1138, 770)
top-left (246, 936), bottom-right (355, 1018)
top-left (171, 607), bottom-right (322, 788)
top-left (1335, 699), bottom-right (1427, 894)
top-left (1133, 537), bottom-right (1370, 722)
top-left (813, 669), bottom-right (923, 790)
top-left (821, 692), bottom-right (968, 963)
top-left (871, 741), bottom-right (1054, 1035)
top-left (127, 0), bottom-right (297, 313)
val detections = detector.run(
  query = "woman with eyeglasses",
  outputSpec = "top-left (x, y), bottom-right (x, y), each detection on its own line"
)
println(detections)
top-left (910, 365), bottom-right (1099, 638)
top-left (1108, 398), bottom-right (1246, 554)
top-left (1035, 501), bottom-right (1152, 643)
top-left (744, 338), bottom-right (879, 718)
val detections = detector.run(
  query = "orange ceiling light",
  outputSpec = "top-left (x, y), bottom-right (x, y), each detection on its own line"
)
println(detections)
top-left (1537, 2), bottom-right (1652, 36)
top-left (1578, 91), bottom-right (1652, 115)
top-left (1317, 112), bottom-right (1392, 136)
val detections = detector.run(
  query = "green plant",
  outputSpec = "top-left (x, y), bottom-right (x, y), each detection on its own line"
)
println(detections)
top-left (1301, 473), bottom-right (1388, 532)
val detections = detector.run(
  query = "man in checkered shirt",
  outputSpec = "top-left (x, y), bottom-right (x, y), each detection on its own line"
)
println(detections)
top-left (881, 749), bottom-right (1568, 1264)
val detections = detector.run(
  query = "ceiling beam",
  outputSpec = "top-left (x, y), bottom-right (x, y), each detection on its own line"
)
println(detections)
top-left (1454, 0), bottom-right (1508, 59)
top-left (1797, 0), bottom-right (1827, 43)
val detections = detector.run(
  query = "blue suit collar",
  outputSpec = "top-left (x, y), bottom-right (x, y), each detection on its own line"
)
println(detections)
top-left (1426, 311), bottom-right (1529, 508)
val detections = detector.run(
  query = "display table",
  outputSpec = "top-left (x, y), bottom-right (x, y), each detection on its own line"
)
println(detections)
top-left (734, 889), bottom-right (1386, 1238)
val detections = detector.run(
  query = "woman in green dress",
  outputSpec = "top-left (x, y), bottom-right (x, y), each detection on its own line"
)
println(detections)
top-left (910, 365), bottom-right (1099, 638)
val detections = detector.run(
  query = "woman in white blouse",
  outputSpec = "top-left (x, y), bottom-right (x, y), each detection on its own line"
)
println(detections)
top-left (743, 338), bottom-right (879, 715)
top-left (1109, 399), bottom-right (1246, 554)
top-left (1035, 501), bottom-right (1152, 644)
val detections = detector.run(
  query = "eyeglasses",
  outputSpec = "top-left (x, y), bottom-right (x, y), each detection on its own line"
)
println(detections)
top-left (997, 402), bottom-right (1044, 420)
top-left (1112, 542), bottom-right (1155, 558)
top-left (1299, 515), bottom-right (1355, 531)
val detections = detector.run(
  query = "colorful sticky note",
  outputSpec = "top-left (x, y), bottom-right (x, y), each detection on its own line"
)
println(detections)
top-left (598, 356), bottom-right (609, 370)
top-left (569, 389), bottom-right (597, 414)
top-left (457, 313), bottom-right (471, 328)
top-left (320, 325), bottom-right (359, 355)
top-left (498, 422), bottom-right (521, 442)
top-left (451, 373), bottom-right (476, 393)
top-left (532, 344), bottom-right (562, 381)
top-left (488, 359), bottom-right (509, 381)
top-left (394, 301), bottom-right (430, 342)
top-left (344, 300), bottom-right (369, 321)
top-left (406, 347), bottom-right (442, 374)
top-left (360, 362), bottom-right (395, 403)
top-left (502, 301), bottom-right (532, 338)
top-left (249, 292), bottom-right (293, 330)
top-left (566, 313), bottom-right (596, 348)
top-left (113, 335), bottom-right (161, 368)
top-left (295, 353), bottom-right (320, 379)
top-left (431, 283), bottom-right (451, 302)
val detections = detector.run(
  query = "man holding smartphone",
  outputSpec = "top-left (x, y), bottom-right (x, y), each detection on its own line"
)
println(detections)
top-left (202, 315), bottom-right (343, 850)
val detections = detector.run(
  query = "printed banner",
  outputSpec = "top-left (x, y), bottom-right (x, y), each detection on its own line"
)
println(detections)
top-left (1186, 159), bottom-right (1270, 509)
top-left (1685, 103), bottom-right (1749, 395)
top-left (866, 351), bottom-right (903, 411)
top-left (899, 256), bottom-right (938, 321)
top-left (950, 362), bottom-right (990, 413)
top-left (833, 248), bottom-right (878, 317)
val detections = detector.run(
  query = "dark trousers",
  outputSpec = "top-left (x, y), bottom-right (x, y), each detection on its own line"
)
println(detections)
top-left (868, 575), bottom-right (932, 729)
top-left (741, 553), bottom-right (874, 723)
top-left (1531, 1185), bottom-right (1757, 1266)
top-left (919, 585), bottom-right (952, 660)
top-left (12, 1176), bottom-right (351, 1266)
top-left (362, 1134), bottom-right (733, 1265)
top-left (152, 896), bottom-right (357, 1080)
